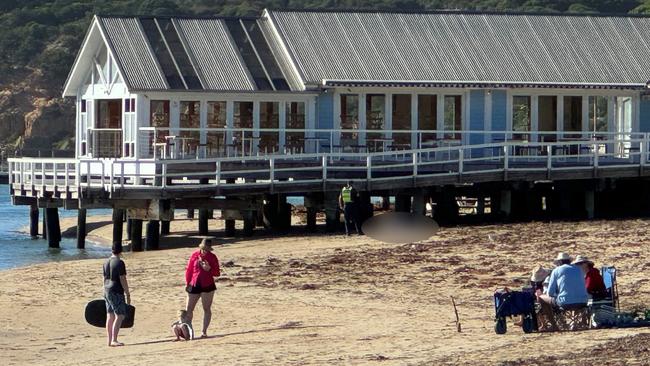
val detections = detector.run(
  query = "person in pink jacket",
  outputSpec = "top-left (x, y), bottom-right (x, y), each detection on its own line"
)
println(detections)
top-left (185, 238), bottom-right (220, 338)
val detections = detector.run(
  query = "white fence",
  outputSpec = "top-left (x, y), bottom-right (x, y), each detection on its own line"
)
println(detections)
top-left (8, 132), bottom-right (650, 197)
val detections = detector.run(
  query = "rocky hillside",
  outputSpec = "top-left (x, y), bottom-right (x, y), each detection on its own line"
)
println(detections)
top-left (0, 0), bottom-right (647, 155)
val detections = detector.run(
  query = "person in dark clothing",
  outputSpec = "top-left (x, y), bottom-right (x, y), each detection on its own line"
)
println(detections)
top-left (103, 244), bottom-right (130, 347)
top-left (339, 181), bottom-right (361, 235)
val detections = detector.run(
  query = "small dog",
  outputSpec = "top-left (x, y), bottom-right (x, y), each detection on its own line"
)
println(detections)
top-left (171, 310), bottom-right (194, 341)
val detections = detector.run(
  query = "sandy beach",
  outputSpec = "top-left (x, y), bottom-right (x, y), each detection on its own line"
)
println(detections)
top-left (3, 214), bottom-right (650, 365)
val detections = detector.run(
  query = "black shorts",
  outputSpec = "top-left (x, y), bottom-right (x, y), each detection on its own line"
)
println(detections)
top-left (186, 283), bottom-right (216, 294)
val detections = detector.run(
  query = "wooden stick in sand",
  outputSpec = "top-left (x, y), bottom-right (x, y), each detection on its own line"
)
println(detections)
top-left (451, 296), bottom-right (461, 333)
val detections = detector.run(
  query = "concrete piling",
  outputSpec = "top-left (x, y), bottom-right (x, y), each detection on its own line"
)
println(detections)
top-left (160, 221), bottom-right (170, 236)
top-left (146, 220), bottom-right (160, 250)
top-left (131, 219), bottom-right (143, 252)
top-left (198, 208), bottom-right (209, 235)
top-left (112, 208), bottom-right (124, 250)
top-left (42, 208), bottom-right (47, 240)
top-left (45, 207), bottom-right (61, 248)
top-left (29, 203), bottom-right (39, 238)
top-left (77, 208), bottom-right (87, 249)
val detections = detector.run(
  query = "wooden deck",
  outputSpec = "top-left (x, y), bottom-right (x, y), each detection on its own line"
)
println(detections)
top-left (7, 137), bottom-right (650, 207)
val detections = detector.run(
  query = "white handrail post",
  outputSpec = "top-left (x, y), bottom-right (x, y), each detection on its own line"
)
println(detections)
top-left (322, 155), bottom-right (327, 182)
top-left (162, 163), bottom-right (167, 188)
top-left (458, 148), bottom-right (464, 174)
top-left (64, 163), bottom-right (69, 190)
top-left (412, 152), bottom-right (418, 177)
top-left (52, 161), bottom-right (57, 188)
top-left (86, 161), bottom-right (91, 189)
top-left (75, 161), bottom-right (80, 195)
top-left (269, 158), bottom-right (275, 183)
top-left (109, 162), bottom-right (114, 193)
top-left (18, 161), bottom-right (23, 185)
top-left (41, 161), bottom-right (45, 189)
top-left (121, 161), bottom-right (125, 190)
top-left (215, 160), bottom-right (221, 186)
top-left (504, 144), bottom-right (509, 171)
top-left (366, 156), bottom-right (372, 181)
top-left (31, 162), bottom-right (35, 186)
top-left (641, 140), bottom-right (647, 167)
top-left (594, 145), bottom-right (599, 169)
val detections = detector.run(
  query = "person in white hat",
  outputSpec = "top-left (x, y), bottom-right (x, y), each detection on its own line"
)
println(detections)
top-left (537, 252), bottom-right (588, 309)
top-left (572, 255), bottom-right (607, 300)
top-left (530, 265), bottom-right (551, 292)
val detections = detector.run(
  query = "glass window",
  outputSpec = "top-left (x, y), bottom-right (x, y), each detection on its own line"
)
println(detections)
top-left (418, 95), bottom-right (437, 143)
top-left (140, 18), bottom-right (185, 89)
top-left (150, 100), bottom-right (170, 143)
top-left (180, 101), bottom-right (200, 145)
top-left (259, 102), bottom-right (279, 153)
top-left (286, 102), bottom-right (305, 153)
top-left (512, 96), bottom-right (531, 140)
top-left (563, 96), bottom-right (582, 133)
top-left (340, 94), bottom-right (359, 148)
top-left (233, 102), bottom-right (254, 155)
top-left (392, 94), bottom-right (411, 147)
top-left (225, 20), bottom-right (273, 90)
top-left (589, 96), bottom-right (608, 133)
top-left (156, 18), bottom-right (202, 89)
top-left (366, 94), bottom-right (385, 152)
top-left (206, 101), bottom-right (226, 157)
top-left (444, 95), bottom-right (462, 139)
top-left (81, 99), bottom-right (87, 113)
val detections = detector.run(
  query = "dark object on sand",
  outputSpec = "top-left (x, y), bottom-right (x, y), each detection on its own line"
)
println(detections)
top-left (84, 299), bottom-right (136, 328)
top-left (451, 296), bottom-right (461, 332)
top-left (493, 289), bottom-right (536, 334)
top-left (361, 212), bottom-right (439, 244)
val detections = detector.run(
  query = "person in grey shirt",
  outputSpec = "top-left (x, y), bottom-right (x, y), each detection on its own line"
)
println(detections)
top-left (103, 244), bottom-right (131, 347)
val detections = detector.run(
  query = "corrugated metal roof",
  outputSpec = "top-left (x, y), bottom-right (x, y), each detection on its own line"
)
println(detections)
top-left (99, 17), bottom-right (168, 90)
top-left (98, 16), bottom-right (256, 91)
top-left (175, 18), bottom-right (255, 91)
top-left (267, 10), bottom-right (650, 87)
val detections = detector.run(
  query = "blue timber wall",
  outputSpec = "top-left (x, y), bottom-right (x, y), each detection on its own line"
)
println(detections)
top-left (491, 90), bottom-right (507, 133)
top-left (469, 90), bottom-right (485, 145)
top-left (317, 92), bottom-right (334, 129)
top-left (640, 96), bottom-right (650, 133)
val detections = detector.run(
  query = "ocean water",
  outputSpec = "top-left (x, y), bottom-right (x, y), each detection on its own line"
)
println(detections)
top-left (0, 185), bottom-right (111, 271)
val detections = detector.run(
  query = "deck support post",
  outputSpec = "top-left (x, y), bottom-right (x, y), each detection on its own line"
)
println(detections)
top-left (380, 195), bottom-right (390, 210)
top-left (499, 190), bottom-right (512, 217)
top-left (324, 191), bottom-right (340, 232)
top-left (45, 207), bottom-right (61, 248)
top-left (126, 219), bottom-right (132, 241)
top-left (160, 221), bottom-right (170, 236)
top-left (198, 208), bottom-right (209, 235)
top-left (77, 208), bottom-right (87, 249)
top-left (42, 208), bottom-right (47, 240)
top-left (306, 207), bottom-right (317, 232)
top-left (187, 209), bottom-right (195, 219)
top-left (358, 191), bottom-right (373, 227)
top-left (131, 219), bottom-right (143, 252)
top-left (224, 219), bottom-right (236, 237)
top-left (277, 194), bottom-right (291, 233)
top-left (112, 208), bottom-right (124, 250)
top-left (433, 187), bottom-right (459, 225)
top-left (29, 203), bottom-right (39, 238)
top-left (146, 220), bottom-right (160, 250)
top-left (304, 193), bottom-right (322, 233)
top-left (476, 195), bottom-right (485, 216)
top-left (585, 190), bottom-right (595, 219)
top-left (243, 210), bottom-right (255, 237)
top-left (395, 194), bottom-right (411, 213)
top-left (411, 190), bottom-right (427, 216)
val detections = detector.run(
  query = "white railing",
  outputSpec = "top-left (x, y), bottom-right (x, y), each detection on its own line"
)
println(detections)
top-left (9, 133), bottom-right (650, 196)
top-left (136, 127), bottom-right (643, 160)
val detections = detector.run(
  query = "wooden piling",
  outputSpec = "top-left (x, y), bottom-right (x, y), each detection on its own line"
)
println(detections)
top-left (146, 220), bottom-right (160, 250)
top-left (131, 219), bottom-right (143, 252)
top-left (306, 207), bottom-right (317, 232)
top-left (45, 207), bottom-right (61, 248)
top-left (29, 203), bottom-right (39, 238)
top-left (187, 209), bottom-right (195, 219)
top-left (380, 195), bottom-right (390, 210)
top-left (126, 218), bottom-right (133, 241)
top-left (243, 210), bottom-right (255, 237)
top-left (112, 208), bottom-right (124, 250)
top-left (77, 208), bottom-right (87, 249)
top-left (224, 219), bottom-right (236, 237)
top-left (395, 194), bottom-right (412, 212)
top-left (160, 221), bottom-right (170, 236)
top-left (42, 208), bottom-right (47, 240)
top-left (198, 208), bottom-right (209, 235)
top-left (324, 191), bottom-right (340, 232)
top-left (411, 191), bottom-right (426, 216)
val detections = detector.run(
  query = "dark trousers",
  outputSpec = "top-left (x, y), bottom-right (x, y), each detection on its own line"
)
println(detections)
top-left (343, 202), bottom-right (361, 235)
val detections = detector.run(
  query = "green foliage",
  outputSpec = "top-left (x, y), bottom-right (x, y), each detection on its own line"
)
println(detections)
top-left (1, 0), bottom-right (650, 90)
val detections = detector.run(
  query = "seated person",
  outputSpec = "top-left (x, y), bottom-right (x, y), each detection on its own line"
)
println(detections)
top-left (572, 255), bottom-right (607, 300)
top-left (530, 265), bottom-right (550, 292)
top-left (537, 252), bottom-right (588, 310)
top-left (171, 310), bottom-right (194, 341)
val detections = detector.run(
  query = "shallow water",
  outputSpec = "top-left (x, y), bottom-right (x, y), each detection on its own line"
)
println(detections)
top-left (0, 185), bottom-right (111, 270)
